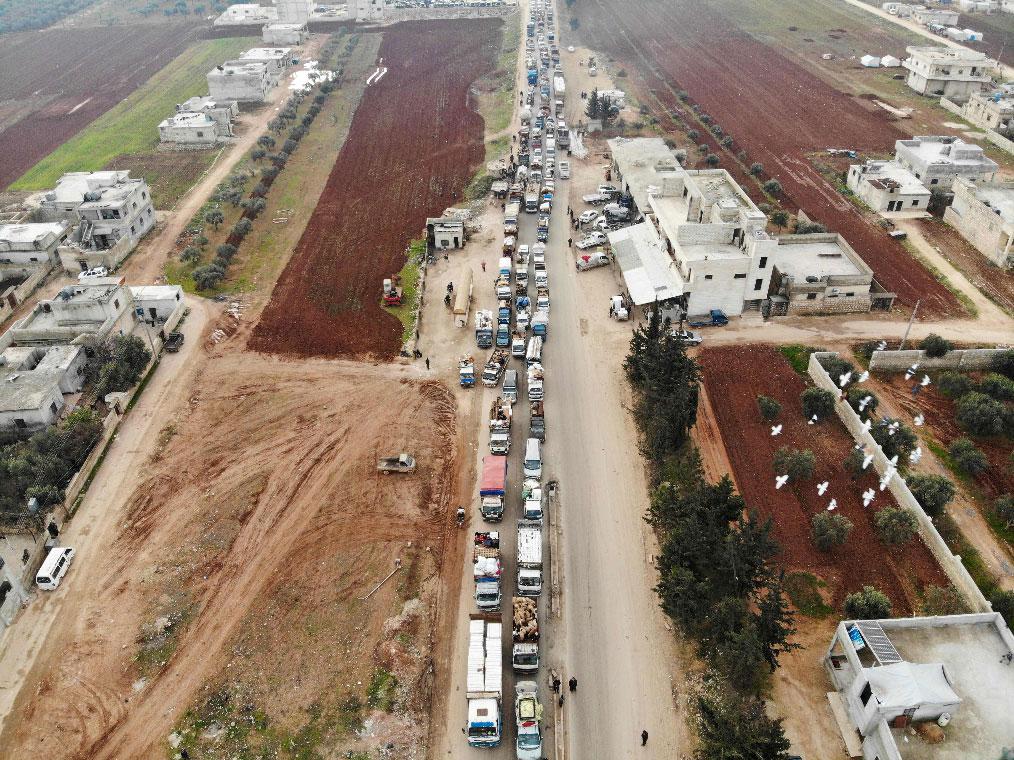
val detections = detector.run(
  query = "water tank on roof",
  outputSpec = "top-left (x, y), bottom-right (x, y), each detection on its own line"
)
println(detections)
top-left (83, 191), bottom-right (102, 202)
top-left (805, 275), bottom-right (820, 283)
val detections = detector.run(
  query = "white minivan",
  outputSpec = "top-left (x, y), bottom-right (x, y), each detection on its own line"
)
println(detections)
top-left (523, 438), bottom-right (542, 479)
top-left (36, 546), bottom-right (76, 590)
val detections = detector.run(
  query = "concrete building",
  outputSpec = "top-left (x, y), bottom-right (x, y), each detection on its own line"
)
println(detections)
top-left (39, 172), bottom-right (155, 274)
top-left (239, 47), bottom-right (292, 75)
top-left (606, 136), bottom-right (683, 213)
top-left (262, 22), bottom-right (308, 45)
top-left (277, 0), bottom-right (312, 23)
top-left (847, 160), bottom-right (932, 212)
top-left (959, 89), bottom-right (1014, 135)
top-left (943, 177), bottom-right (1014, 267)
top-left (768, 233), bottom-right (891, 315)
top-left (881, 2), bottom-right (915, 18)
top-left (214, 3), bottom-right (278, 25)
top-left (825, 613), bottom-right (1014, 760)
top-left (177, 96), bottom-right (238, 131)
top-left (427, 218), bottom-right (465, 249)
top-left (355, 0), bottom-right (386, 21)
top-left (902, 46), bottom-right (996, 98)
top-left (894, 135), bottom-right (998, 188)
top-left (129, 285), bottom-right (186, 323)
top-left (0, 222), bottom-right (70, 276)
top-left (0, 546), bottom-right (31, 629)
top-left (207, 60), bottom-right (276, 103)
top-left (609, 221), bottom-right (684, 307)
top-left (957, 0), bottom-right (999, 12)
top-left (912, 7), bottom-right (961, 26)
top-left (7, 281), bottom-right (135, 347)
top-left (158, 112), bottom-right (230, 146)
top-left (0, 345), bottom-right (87, 433)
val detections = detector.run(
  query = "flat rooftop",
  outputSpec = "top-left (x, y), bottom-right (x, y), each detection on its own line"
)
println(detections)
top-left (607, 136), bottom-right (683, 210)
top-left (859, 161), bottom-right (929, 193)
top-left (776, 237), bottom-right (869, 280)
top-left (162, 112), bottom-right (216, 127)
top-left (0, 222), bottom-right (67, 244)
top-left (897, 137), bottom-right (998, 171)
top-left (972, 184), bottom-right (1014, 224)
top-left (211, 61), bottom-right (270, 76)
top-left (0, 345), bottom-right (81, 412)
top-left (240, 47), bottom-right (292, 60)
top-left (905, 45), bottom-right (992, 63)
top-left (680, 242), bottom-right (747, 262)
top-left (885, 620), bottom-right (1014, 760)
top-left (687, 169), bottom-right (757, 213)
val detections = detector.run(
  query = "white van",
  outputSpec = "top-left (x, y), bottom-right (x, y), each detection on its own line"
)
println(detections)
top-left (523, 438), bottom-right (543, 479)
top-left (503, 369), bottom-right (519, 403)
top-left (36, 546), bottom-right (76, 590)
top-left (526, 336), bottom-right (543, 366)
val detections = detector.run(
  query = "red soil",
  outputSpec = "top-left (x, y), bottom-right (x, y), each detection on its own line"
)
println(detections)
top-left (0, 24), bottom-right (199, 189)
top-left (698, 345), bottom-right (949, 614)
top-left (572, 0), bottom-right (960, 318)
top-left (250, 19), bottom-right (502, 358)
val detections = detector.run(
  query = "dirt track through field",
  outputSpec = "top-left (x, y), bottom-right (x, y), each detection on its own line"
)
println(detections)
top-left (0, 24), bottom-right (199, 189)
top-left (571, 0), bottom-right (960, 318)
top-left (250, 19), bottom-right (502, 358)
top-left (698, 345), bottom-right (948, 613)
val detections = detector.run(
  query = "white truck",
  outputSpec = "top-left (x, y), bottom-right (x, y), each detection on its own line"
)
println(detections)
top-left (489, 397), bottom-right (512, 455)
top-left (466, 614), bottom-right (503, 747)
top-left (516, 520), bottom-right (543, 596)
top-left (482, 350), bottom-right (509, 387)
top-left (473, 532), bottom-right (502, 612)
top-left (527, 363), bottom-right (544, 402)
top-left (553, 75), bottom-right (565, 97)
top-left (511, 596), bottom-right (540, 673)
top-left (521, 478), bottom-right (545, 521)
top-left (514, 681), bottom-right (544, 760)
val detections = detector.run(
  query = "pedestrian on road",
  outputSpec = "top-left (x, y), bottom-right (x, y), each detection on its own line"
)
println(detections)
top-left (641, 730), bottom-right (649, 746)
top-left (552, 676), bottom-right (561, 693)
top-left (425, 357), bottom-right (430, 370)
top-left (568, 237), bottom-right (573, 248)
top-left (569, 676), bottom-right (577, 692)
top-left (481, 260), bottom-right (486, 272)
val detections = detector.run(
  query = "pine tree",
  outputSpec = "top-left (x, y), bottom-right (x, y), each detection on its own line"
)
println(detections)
top-left (755, 571), bottom-right (800, 671)
top-left (585, 88), bottom-right (600, 120)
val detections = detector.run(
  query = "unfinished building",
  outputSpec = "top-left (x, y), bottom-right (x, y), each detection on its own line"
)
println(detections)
top-left (239, 47), bottom-right (292, 75)
top-left (894, 136), bottom-right (998, 189)
top-left (943, 177), bottom-right (1014, 267)
top-left (207, 60), bottom-right (276, 103)
top-left (825, 613), bottom-right (1014, 760)
top-left (0, 222), bottom-right (70, 278)
top-left (263, 23), bottom-right (308, 45)
top-left (0, 345), bottom-right (87, 434)
top-left (847, 160), bottom-right (931, 213)
top-left (902, 46), bottom-right (996, 99)
top-left (958, 89), bottom-right (1014, 136)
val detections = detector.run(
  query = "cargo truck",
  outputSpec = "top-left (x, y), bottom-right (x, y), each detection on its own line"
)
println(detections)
top-left (516, 520), bottom-right (543, 596)
top-left (553, 75), bottom-right (565, 97)
top-left (529, 401), bottom-right (545, 441)
top-left (482, 350), bottom-right (509, 386)
top-left (527, 363), bottom-right (544, 402)
top-left (514, 681), bottom-right (543, 760)
top-left (466, 615), bottom-right (503, 747)
top-left (473, 532), bottom-right (502, 612)
top-left (475, 310), bottom-right (494, 349)
top-left (532, 310), bottom-right (548, 340)
top-left (521, 478), bottom-right (545, 521)
top-left (525, 191), bottom-right (539, 213)
top-left (489, 397), bottom-right (512, 455)
top-left (479, 455), bottom-right (507, 522)
top-left (459, 355), bottom-right (475, 387)
top-left (511, 597), bottom-right (540, 673)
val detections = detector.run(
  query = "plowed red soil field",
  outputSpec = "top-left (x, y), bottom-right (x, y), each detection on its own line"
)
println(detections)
top-left (698, 346), bottom-right (948, 614)
top-left (0, 24), bottom-right (198, 189)
top-left (250, 19), bottom-right (502, 358)
top-left (573, 0), bottom-right (959, 318)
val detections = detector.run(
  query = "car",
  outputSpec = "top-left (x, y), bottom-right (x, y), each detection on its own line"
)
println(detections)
top-left (78, 266), bottom-right (108, 280)
top-left (536, 293), bottom-right (550, 310)
top-left (598, 183), bottom-right (619, 196)
top-left (576, 251), bottom-right (609, 271)
top-left (516, 243), bottom-right (530, 263)
top-left (558, 160), bottom-right (570, 179)
top-left (672, 328), bottom-right (703, 346)
top-left (578, 209), bottom-right (599, 224)
top-left (576, 232), bottom-right (608, 249)
top-left (534, 272), bottom-right (548, 288)
top-left (582, 193), bottom-right (609, 205)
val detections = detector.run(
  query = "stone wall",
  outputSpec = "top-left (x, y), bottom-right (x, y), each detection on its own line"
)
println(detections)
top-left (0, 263), bottom-right (53, 326)
top-left (787, 294), bottom-right (872, 315)
top-left (868, 347), bottom-right (1007, 372)
top-left (808, 352), bottom-right (991, 612)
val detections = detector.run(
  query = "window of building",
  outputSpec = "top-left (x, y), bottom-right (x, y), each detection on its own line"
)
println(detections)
top-left (754, 278), bottom-right (763, 291)
top-left (930, 178), bottom-right (938, 185)
top-left (734, 273), bottom-right (746, 279)
top-left (860, 682), bottom-right (873, 706)
top-left (130, 225), bottom-right (136, 234)
top-left (142, 191), bottom-right (147, 200)
top-left (30, 257), bottom-right (38, 262)
top-left (806, 293), bottom-right (817, 300)
top-left (912, 199), bottom-right (920, 206)
top-left (197, 131), bottom-right (204, 137)
top-left (14, 419), bottom-right (26, 429)
top-left (846, 292), bottom-right (855, 297)
top-left (147, 208), bottom-right (152, 217)
top-left (132, 201), bottom-right (137, 209)
top-left (704, 274), bottom-right (713, 280)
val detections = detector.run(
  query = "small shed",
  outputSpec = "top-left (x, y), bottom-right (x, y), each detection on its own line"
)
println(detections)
top-left (427, 218), bottom-right (465, 250)
top-left (861, 55), bottom-right (881, 68)
top-left (880, 54), bottom-right (901, 67)
top-left (965, 29), bottom-right (983, 41)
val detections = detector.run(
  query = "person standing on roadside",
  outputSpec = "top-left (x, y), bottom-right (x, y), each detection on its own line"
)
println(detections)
top-left (568, 676), bottom-right (577, 692)
top-left (641, 730), bottom-right (649, 747)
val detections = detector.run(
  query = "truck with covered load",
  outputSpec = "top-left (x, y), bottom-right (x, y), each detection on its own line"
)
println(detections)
top-left (511, 597), bottom-right (540, 673)
top-left (475, 310), bottom-right (494, 349)
top-left (482, 349), bottom-right (509, 387)
top-left (473, 532), bottom-right (502, 612)
top-left (516, 520), bottom-right (543, 596)
top-left (504, 202), bottom-right (520, 236)
top-left (466, 615), bottom-right (503, 747)
top-left (479, 455), bottom-right (507, 522)
top-left (553, 75), bottom-right (565, 97)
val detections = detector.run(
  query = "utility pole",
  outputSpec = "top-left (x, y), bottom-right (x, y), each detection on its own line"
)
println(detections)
top-left (899, 299), bottom-right (920, 351)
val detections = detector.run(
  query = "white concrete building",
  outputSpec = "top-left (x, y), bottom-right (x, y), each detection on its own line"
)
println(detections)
top-left (881, 2), bottom-right (915, 18)
top-left (0, 222), bottom-right (70, 273)
top-left (355, 0), bottom-right (386, 21)
top-left (847, 160), bottom-right (932, 212)
top-left (943, 177), bottom-right (1014, 267)
top-left (214, 3), bottom-right (278, 25)
top-left (0, 345), bottom-right (87, 433)
top-left (158, 112), bottom-right (229, 146)
top-left (912, 7), bottom-right (961, 26)
top-left (263, 22), bottom-right (308, 45)
top-left (427, 218), bottom-right (465, 249)
top-left (277, 0), bottom-right (313, 23)
top-left (239, 47), bottom-right (292, 75)
top-left (957, 0), bottom-right (998, 12)
top-left (607, 136), bottom-right (682, 213)
top-left (825, 613), bottom-right (1014, 760)
top-left (7, 282), bottom-right (135, 347)
top-left (178, 96), bottom-right (238, 130)
top-left (207, 60), bottom-right (276, 103)
top-left (902, 46), bottom-right (996, 98)
top-left (959, 89), bottom-right (1014, 134)
top-left (894, 135), bottom-right (998, 188)
top-left (129, 285), bottom-right (186, 324)
top-left (40, 172), bottom-right (155, 274)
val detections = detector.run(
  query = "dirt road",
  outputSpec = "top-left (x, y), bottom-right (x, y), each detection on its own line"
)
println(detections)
top-left (0, 296), bottom-right (212, 738)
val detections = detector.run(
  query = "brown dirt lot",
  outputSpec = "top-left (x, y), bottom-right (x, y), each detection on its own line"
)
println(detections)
top-left (0, 24), bottom-right (199, 189)
top-left (1, 355), bottom-right (461, 759)
top-left (251, 19), bottom-right (503, 359)
top-left (697, 345), bottom-right (949, 614)
top-left (569, 0), bottom-right (961, 317)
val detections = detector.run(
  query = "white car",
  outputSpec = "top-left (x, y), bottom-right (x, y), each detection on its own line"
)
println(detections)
top-left (516, 243), bottom-right (530, 263)
top-left (672, 328), bottom-right (703, 346)
top-left (598, 184), bottom-right (619, 196)
top-left (576, 251), bottom-right (609, 271)
top-left (534, 272), bottom-right (549, 288)
top-left (536, 292), bottom-right (550, 311)
top-left (559, 160), bottom-right (570, 179)
top-left (576, 232), bottom-right (608, 249)
top-left (78, 266), bottom-right (108, 280)
top-left (578, 209), bottom-right (598, 224)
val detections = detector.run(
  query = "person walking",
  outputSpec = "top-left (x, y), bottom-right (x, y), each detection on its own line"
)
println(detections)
top-left (481, 260), bottom-right (486, 272)
top-left (567, 237), bottom-right (573, 248)
top-left (641, 730), bottom-right (649, 747)
top-left (425, 357), bottom-right (430, 370)
top-left (568, 676), bottom-right (577, 692)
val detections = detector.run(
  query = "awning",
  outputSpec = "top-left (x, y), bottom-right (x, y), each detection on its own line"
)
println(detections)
top-left (864, 662), bottom-right (962, 710)
top-left (608, 222), bottom-right (685, 306)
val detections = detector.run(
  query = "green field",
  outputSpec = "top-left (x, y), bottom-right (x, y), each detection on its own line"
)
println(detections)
top-left (11, 36), bottom-right (256, 193)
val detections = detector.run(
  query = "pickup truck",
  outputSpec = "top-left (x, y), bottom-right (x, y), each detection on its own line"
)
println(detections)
top-left (582, 193), bottom-right (609, 205)
top-left (688, 309), bottom-right (729, 328)
top-left (163, 332), bottom-right (184, 352)
top-left (489, 398), bottom-right (512, 455)
top-left (511, 331), bottom-right (526, 358)
top-left (495, 324), bottom-right (510, 348)
top-left (576, 232), bottom-right (608, 249)
top-left (514, 681), bottom-right (543, 760)
top-left (473, 532), bottom-right (502, 612)
top-left (482, 350), bottom-right (509, 387)
top-left (671, 328), bottom-right (703, 346)
top-left (511, 597), bottom-right (540, 673)
top-left (522, 478), bottom-right (545, 521)
top-left (576, 251), bottom-right (609, 271)
top-left (475, 310), bottom-right (494, 349)
top-left (377, 453), bottom-right (416, 474)
top-left (529, 401), bottom-right (545, 441)
top-left (527, 363), bottom-right (544, 402)
top-left (525, 191), bottom-right (539, 213)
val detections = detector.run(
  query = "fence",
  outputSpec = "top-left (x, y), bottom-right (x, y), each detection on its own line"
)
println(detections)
top-left (868, 347), bottom-right (1008, 372)
top-left (808, 352), bottom-right (992, 612)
